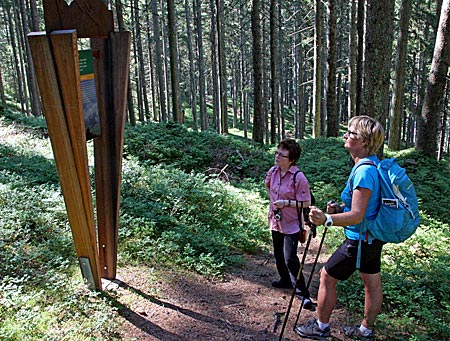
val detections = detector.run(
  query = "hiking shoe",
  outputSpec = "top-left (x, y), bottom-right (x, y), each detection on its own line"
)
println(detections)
top-left (271, 279), bottom-right (293, 289)
top-left (343, 325), bottom-right (374, 340)
top-left (296, 296), bottom-right (314, 311)
top-left (295, 318), bottom-right (331, 339)
top-left (303, 298), bottom-right (314, 311)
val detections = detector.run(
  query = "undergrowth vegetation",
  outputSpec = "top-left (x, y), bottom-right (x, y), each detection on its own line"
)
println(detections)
top-left (1, 110), bottom-right (449, 340)
top-left (119, 162), bottom-right (269, 276)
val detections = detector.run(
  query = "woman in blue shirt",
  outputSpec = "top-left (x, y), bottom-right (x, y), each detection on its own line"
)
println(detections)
top-left (296, 115), bottom-right (385, 341)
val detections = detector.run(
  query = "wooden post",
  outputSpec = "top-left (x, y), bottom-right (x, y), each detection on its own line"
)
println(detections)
top-left (28, 31), bottom-right (101, 290)
top-left (31, 0), bottom-right (130, 286)
top-left (92, 32), bottom-right (131, 279)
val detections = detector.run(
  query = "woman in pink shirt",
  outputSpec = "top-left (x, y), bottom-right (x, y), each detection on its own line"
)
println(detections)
top-left (265, 138), bottom-right (313, 310)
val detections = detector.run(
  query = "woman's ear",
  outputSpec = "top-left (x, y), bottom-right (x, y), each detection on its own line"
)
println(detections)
top-left (362, 139), bottom-right (369, 152)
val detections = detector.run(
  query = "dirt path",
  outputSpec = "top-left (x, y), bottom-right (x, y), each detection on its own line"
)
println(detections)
top-left (104, 237), bottom-right (354, 341)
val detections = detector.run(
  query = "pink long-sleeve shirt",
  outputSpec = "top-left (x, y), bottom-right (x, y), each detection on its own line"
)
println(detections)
top-left (265, 165), bottom-right (311, 234)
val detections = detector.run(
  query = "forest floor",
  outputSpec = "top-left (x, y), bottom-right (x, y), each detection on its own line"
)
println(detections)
top-left (104, 237), bottom-right (357, 341)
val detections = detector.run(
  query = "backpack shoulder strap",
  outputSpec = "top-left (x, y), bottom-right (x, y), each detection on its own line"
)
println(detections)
top-left (349, 160), bottom-right (377, 196)
top-left (292, 171), bottom-right (303, 202)
top-left (292, 170), bottom-right (304, 229)
top-left (268, 165), bottom-right (277, 176)
top-left (292, 170), bottom-right (309, 203)
top-left (292, 170), bottom-right (301, 186)
top-left (266, 166), bottom-right (277, 184)
top-left (293, 170), bottom-right (316, 232)
top-left (348, 160), bottom-right (377, 269)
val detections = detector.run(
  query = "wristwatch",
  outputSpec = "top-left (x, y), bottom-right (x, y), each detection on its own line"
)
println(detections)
top-left (323, 214), bottom-right (333, 227)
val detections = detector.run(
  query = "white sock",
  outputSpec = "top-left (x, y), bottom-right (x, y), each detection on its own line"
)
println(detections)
top-left (359, 324), bottom-right (372, 335)
top-left (317, 319), bottom-right (329, 330)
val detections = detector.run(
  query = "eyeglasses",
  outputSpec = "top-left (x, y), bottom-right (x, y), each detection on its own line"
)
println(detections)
top-left (344, 130), bottom-right (358, 138)
top-left (275, 151), bottom-right (289, 158)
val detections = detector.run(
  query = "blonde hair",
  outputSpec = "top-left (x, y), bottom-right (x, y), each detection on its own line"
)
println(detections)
top-left (349, 115), bottom-right (385, 155)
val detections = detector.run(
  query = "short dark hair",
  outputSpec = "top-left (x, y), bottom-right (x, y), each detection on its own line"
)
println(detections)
top-left (278, 139), bottom-right (301, 164)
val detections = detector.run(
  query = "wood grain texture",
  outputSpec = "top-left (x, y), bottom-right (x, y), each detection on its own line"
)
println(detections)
top-left (92, 31), bottom-right (131, 279)
top-left (28, 32), bottom-right (101, 289)
top-left (43, 0), bottom-right (113, 38)
top-left (49, 30), bottom-right (97, 253)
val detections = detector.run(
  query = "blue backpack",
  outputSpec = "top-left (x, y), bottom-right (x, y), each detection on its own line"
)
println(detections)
top-left (351, 158), bottom-right (420, 267)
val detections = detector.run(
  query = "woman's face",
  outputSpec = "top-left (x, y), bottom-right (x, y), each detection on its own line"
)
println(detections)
top-left (344, 124), bottom-right (366, 155)
top-left (275, 148), bottom-right (291, 169)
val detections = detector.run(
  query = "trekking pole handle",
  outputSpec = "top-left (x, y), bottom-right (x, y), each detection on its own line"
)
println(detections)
top-left (327, 200), bottom-right (344, 214)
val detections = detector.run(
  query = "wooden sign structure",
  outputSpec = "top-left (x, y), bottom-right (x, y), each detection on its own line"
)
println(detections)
top-left (28, 0), bottom-right (130, 289)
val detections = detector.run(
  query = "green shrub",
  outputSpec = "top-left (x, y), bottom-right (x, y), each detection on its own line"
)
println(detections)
top-left (123, 122), bottom-right (273, 182)
top-left (119, 161), bottom-right (270, 277)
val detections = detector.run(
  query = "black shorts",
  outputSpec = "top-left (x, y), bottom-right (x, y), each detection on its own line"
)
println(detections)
top-left (325, 238), bottom-right (384, 281)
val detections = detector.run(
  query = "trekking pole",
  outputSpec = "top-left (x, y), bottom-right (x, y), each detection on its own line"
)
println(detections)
top-left (292, 225), bottom-right (328, 329)
top-left (277, 228), bottom-right (314, 341)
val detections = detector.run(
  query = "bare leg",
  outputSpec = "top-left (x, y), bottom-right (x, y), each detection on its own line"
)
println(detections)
top-left (360, 272), bottom-right (383, 328)
top-left (317, 268), bottom-right (339, 324)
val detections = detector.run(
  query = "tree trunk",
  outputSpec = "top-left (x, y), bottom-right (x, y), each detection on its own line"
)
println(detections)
top-left (348, 0), bottom-right (357, 118)
top-left (411, 27), bottom-right (430, 148)
top-left (193, 0), bottom-right (208, 130)
top-left (6, 2), bottom-right (25, 113)
top-left (262, 12), bottom-right (269, 143)
top-left (216, 0), bottom-right (228, 133)
top-left (167, 0), bottom-right (181, 123)
top-left (18, 0), bottom-right (40, 116)
top-left (184, 0), bottom-right (198, 129)
top-left (116, 0), bottom-right (136, 125)
top-left (364, 0), bottom-right (395, 148)
top-left (251, 0), bottom-right (263, 143)
top-left (15, 3), bottom-right (29, 115)
top-left (29, 0), bottom-right (39, 31)
top-left (145, 7), bottom-right (158, 122)
top-left (438, 85), bottom-right (448, 161)
top-left (279, 7), bottom-right (285, 140)
top-left (337, 72), bottom-right (343, 122)
top-left (417, 0), bottom-right (450, 158)
top-left (294, 0), bottom-right (302, 138)
top-left (237, 10), bottom-right (243, 129)
top-left (152, 0), bottom-right (168, 122)
top-left (209, 0), bottom-right (220, 132)
top-left (326, 0), bottom-right (339, 137)
top-left (160, 0), bottom-right (172, 121)
top-left (231, 60), bottom-right (238, 128)
top-left (0, 64), bottom-right (5, 110)
top-left (389, 0), bottom-right (411, 150)
top-left (270, 0), bottom-right (280, 143)
top-left (134, 0), bottom-right (150, 122)
top-left (130, 2), bottom-right (144, 123)
top-left (312, 0), bottom-right (323, 138)
top-left (355, 0), bottom-right (365, 116)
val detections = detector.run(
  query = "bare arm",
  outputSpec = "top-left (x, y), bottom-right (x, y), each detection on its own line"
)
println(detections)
top-left (274, 199), bottom-right (312, 209)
